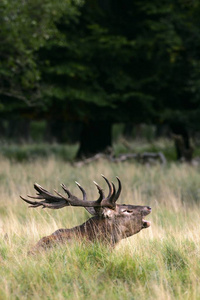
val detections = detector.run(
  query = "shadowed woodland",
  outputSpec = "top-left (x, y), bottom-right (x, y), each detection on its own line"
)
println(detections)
top-left (1, 0), bottom-right (200, 161)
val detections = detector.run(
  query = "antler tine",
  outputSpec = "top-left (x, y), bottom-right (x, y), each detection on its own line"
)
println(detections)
top-left (101, 174), bottom-right (113, 199)
top-left (114, 176), bottom-right (122, 202)
top-left (20, 195), bottom-right (67, 209)
top-left (60, 183), bottom-right (71, 197)
top-left (75, 181), bottom-right (87, 201)
top-left (110, 182), bottom-right (116, 204)
top-left (101, 175), bottom-right (117, 208)
top-left (34, 183), bottom-right (48, 193)
top-left (93, 181), bottom-right (105, 202)
top-left (20, 195), bottom-right (42, 207)
top-left (75, 181), bottom-right (97, 216)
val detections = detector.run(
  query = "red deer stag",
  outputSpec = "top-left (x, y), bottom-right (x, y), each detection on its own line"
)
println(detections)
top-left (21, 175), bottom-right (151, 252)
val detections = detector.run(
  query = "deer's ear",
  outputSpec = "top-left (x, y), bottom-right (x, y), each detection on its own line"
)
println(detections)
top-left (103, 208), bottom-right (116, 219)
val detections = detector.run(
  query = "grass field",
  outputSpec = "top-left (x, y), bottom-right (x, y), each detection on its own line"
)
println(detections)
top-left (0, 157), bottom-right (200, 299)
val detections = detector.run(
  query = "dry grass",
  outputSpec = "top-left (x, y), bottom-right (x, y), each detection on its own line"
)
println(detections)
top-left (0, 157), bottom-right (200, 299)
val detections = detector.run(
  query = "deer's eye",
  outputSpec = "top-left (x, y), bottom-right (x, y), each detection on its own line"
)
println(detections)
top-left (122, 210), bottom-right (133, 213)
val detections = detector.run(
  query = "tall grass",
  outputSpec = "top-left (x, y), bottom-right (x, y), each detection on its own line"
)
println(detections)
top-left (0, 157), bottom-right (200, 299)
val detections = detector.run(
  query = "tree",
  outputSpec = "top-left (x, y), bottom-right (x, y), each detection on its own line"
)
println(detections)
top-left (38, 0), bottom-right (156, 157)
top-left (1, 0), bottom-right (200, 158)
top-left (0, 0), bottom-right (82, 141)
top-left (137, 0), bottom-right (200, 156)
top-left (0, 0), bottom-right (81, 114)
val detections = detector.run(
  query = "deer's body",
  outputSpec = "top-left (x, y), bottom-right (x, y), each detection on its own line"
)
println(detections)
top-left (35, 217), bottom-right (119, 250)
top-left (21, 176), bottom-right (151, 252)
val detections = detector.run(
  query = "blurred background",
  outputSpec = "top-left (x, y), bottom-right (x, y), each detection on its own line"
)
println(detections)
top-left (0, 0), bottom-right (200, 162)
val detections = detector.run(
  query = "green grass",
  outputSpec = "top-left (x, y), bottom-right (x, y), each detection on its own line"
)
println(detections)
top-left (113, 137), bottom-right (177, 161)
top-left (0, 157), bottom-right (200, 299)
top-left (0, 143), bottom-right (79, 162)
top-left (0, 138), bottom-right (177, 162)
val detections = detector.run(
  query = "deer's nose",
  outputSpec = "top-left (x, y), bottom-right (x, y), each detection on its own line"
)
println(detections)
top-left (143, 206), bottom-right (151, 216)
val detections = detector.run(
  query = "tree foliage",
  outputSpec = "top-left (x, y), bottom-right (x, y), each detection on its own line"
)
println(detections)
top-left (1, 0), bottom-right (200, 149)
top-left (36, 0), bottom-right (200, 125)
top-left (0, 0), bottom-right (81, 112)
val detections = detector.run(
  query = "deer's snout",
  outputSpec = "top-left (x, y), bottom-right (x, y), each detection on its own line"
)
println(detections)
top-left (142, 206), bottom-right (151, 216)
top-left (142, 207), bottom-right (151, 228)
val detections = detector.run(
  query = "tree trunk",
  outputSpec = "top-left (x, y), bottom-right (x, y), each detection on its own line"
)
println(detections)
top-left (76, 121), bottom-right (112, 159)
top-left (170, 122), bottom-right (193, 161)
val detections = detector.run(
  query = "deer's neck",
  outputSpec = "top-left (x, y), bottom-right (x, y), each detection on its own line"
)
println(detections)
top-left (76, 216), bottom-right (124, 245)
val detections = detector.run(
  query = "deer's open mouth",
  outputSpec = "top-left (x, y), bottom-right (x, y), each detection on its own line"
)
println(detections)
top-left (142, 206), bottom-right (151, 228)
top-left (142, 219), bottom-right (151, 228)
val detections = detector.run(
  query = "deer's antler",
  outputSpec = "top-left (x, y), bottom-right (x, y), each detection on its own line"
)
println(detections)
top-left (20, 175), bottom-right (122, 215)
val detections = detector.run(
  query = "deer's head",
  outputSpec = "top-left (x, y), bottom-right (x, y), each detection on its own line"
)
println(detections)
top-left (102, 204), bottom-right (151, 238)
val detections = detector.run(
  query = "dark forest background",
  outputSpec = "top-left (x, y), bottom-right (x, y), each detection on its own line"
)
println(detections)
top-left (1, 0), bottom-right (200, 160)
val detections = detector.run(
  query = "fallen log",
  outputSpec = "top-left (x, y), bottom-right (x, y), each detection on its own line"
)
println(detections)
top-left (75, 151), bottom-right (167, 167)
